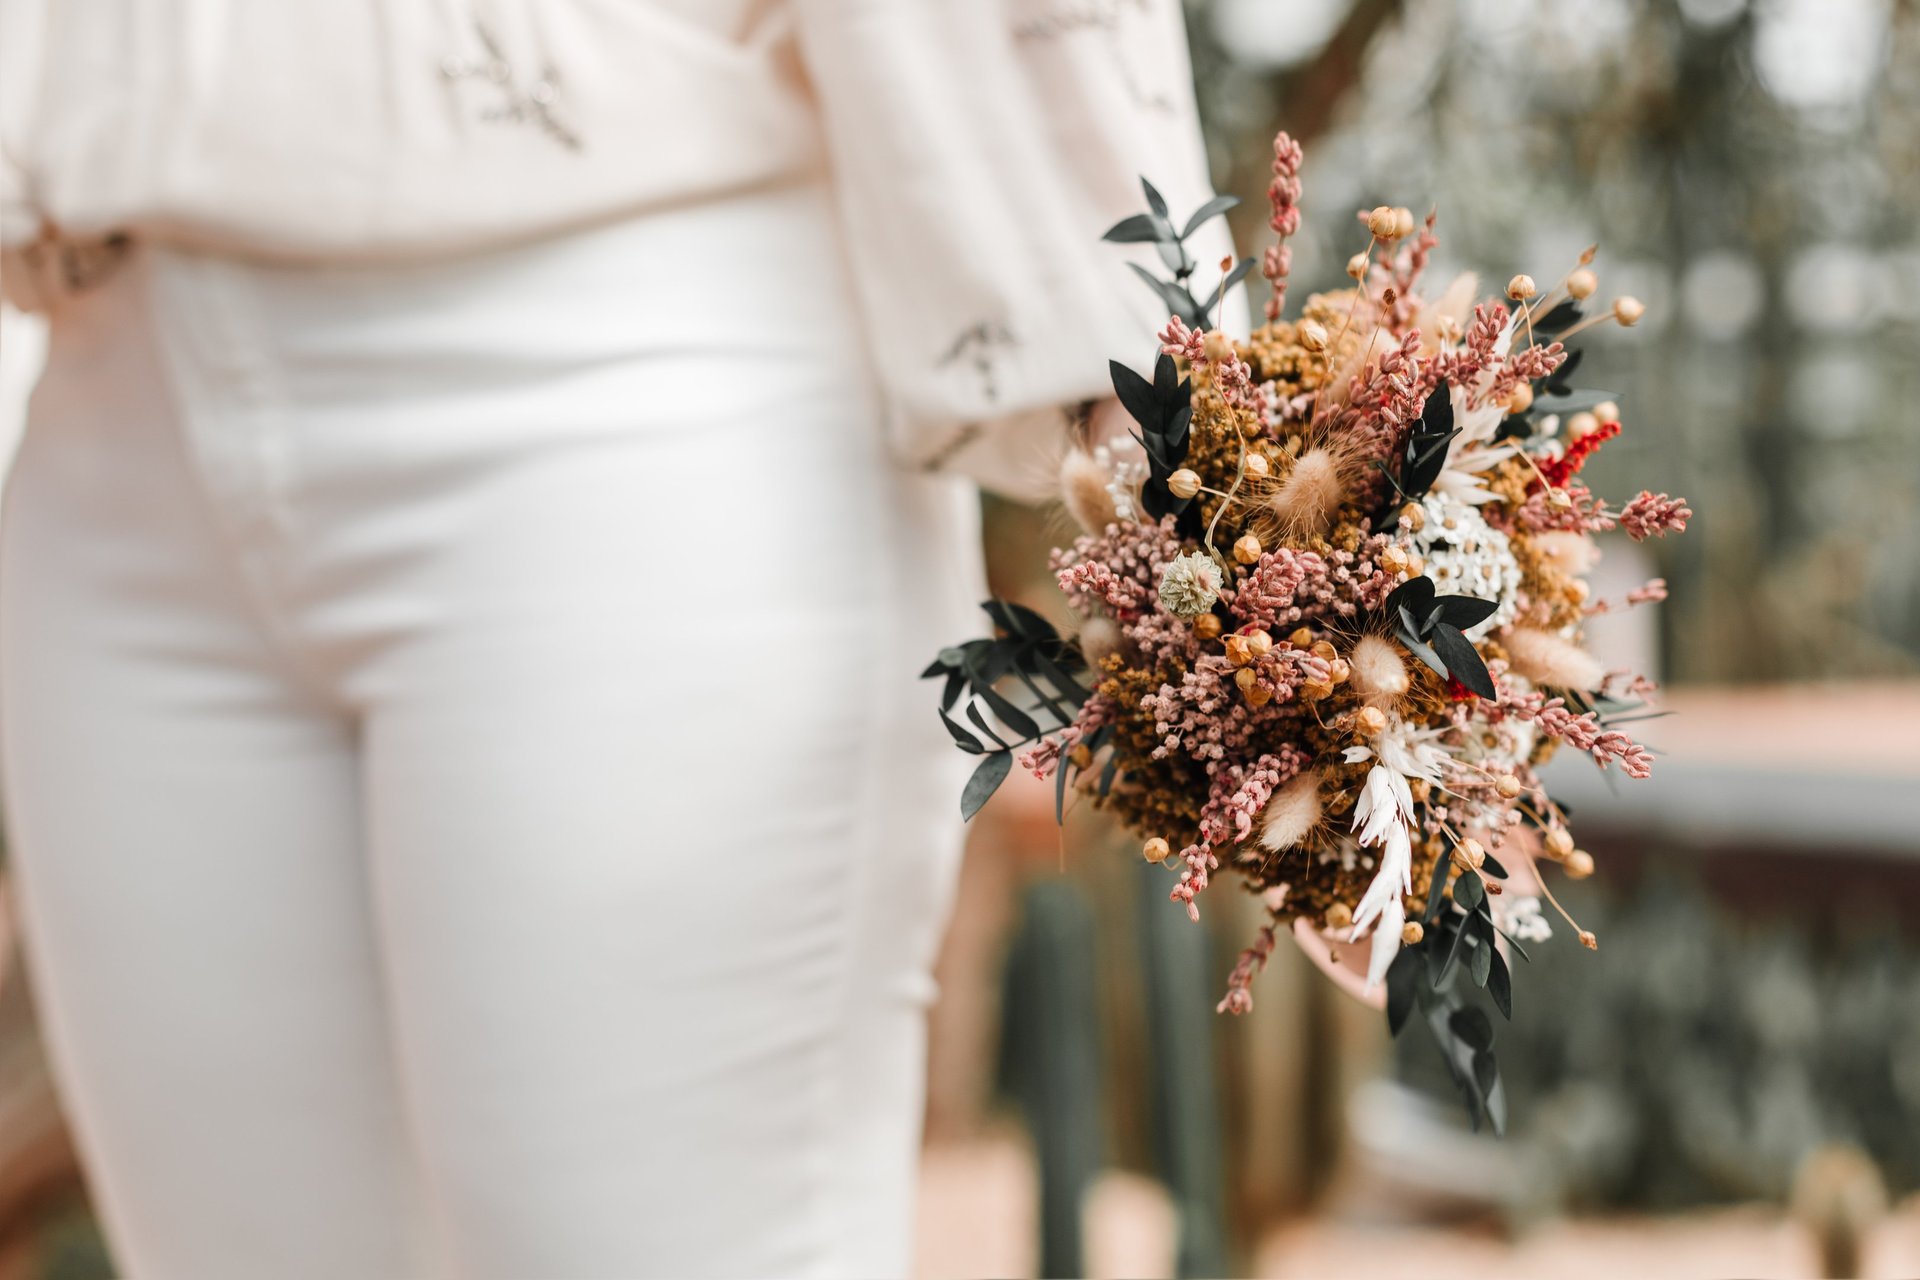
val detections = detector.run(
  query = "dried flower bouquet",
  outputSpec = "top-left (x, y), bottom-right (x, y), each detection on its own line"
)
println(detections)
top-left (923, 133), bottom-right (1690, 1131)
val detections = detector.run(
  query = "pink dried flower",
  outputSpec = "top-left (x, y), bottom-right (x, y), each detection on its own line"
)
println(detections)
top-left (1052, 517), bottom-right (1186, 617)
top-left (1619, 491), bottom-right (1692, 541)
top-left (1486, 340), bottom-right (1566, 406)
top-left (1262, 132), bottom-right (1304, 322)
top-left (1433, 302), bottom-right (1512, 390)
top-left (1058, 560), bottom-right (1148, 615)
top-left (1381, 210), bottom-right (1440, 328)
top-left (1018, 728), bottom-right (1079, 781)
top-left (1171, 750), bottom-right (1309, 920)
top-left (1506, 481), bottom-right (1617, 536)
top-left (1496, 681), bottom-right (1655, 778)
top-left (1159, 315), bottom-right (1208, 363)
top-left (1217, 921), bottom-right (1280, 1014)
top-left (1230, 548), bottom-right (1324, 631)
top-left (1212, 350), bottom-right (1261, 414)
top-left (1627, 579), bottom-right (1669, 606)
top-left (1585, 577), bottom-right (1669, 616)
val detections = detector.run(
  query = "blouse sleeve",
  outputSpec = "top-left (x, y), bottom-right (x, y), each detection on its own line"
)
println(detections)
top-left (792, 0), bottom-right (1238, 501)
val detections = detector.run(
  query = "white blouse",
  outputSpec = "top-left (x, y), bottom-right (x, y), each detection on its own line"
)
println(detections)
top-left (0, 0), bottom-right (1234, 496)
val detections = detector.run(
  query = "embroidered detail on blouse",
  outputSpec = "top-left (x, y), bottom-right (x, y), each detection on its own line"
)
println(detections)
top-left (1011, 0), bottom-right (1176, 115)
top-left (938, 321), bottom-right (1017, 404)
top-left (919, 422), bottom-right (987, 474)
top-left (440, 15), bottom-right (582, 151)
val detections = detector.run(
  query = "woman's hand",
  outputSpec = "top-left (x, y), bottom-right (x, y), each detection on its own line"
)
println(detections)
top-left (1083, 398), bottom-right (1137, 453)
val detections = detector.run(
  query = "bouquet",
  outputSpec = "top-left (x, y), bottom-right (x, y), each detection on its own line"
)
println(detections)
top-left (923, 132), bottom-right (1691, 1131)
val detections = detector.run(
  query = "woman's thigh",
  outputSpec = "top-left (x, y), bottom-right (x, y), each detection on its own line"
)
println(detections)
top-left (190, 193), bottom-right (988, 1274)
top-left (0, 274), bottom-right (433, 1280)
top-left (343, 378), bottom-right (978, 1278)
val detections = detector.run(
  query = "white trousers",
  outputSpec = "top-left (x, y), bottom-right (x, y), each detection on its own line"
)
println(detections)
top-left (0, 184), bottom-right (981, 1279)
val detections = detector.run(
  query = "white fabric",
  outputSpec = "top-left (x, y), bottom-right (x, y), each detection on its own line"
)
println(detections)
top-left (0, 0), bottom-right (1233, 497)
top-left (0, 181), bottom-right (981, 1278)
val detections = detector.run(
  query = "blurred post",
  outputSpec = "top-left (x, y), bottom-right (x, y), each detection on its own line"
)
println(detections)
top-left (998, 880), bottom-right (1104, 1278)
top-left (1135, 862), bottom-right (1230, 1277)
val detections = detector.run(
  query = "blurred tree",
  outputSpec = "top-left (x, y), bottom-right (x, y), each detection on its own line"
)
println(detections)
top-left (1186, 0), bottom-right (1920, 683)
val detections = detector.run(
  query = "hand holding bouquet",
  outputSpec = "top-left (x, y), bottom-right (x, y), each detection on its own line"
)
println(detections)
top-left (924, 133), bottom-right (1690, 1131)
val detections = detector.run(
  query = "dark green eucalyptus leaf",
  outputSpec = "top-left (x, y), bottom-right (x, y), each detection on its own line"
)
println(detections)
top-left (1126, 263), bottom-right (1200, 325)
top-left (1424, 1000), bottom-right (1487, 1132)
top-left (1493, 414), bottom-right (1534, 444)
top-left (1054, 742), bottom-right (1071, 825)
top-left (1153, 236), bottom-right (1188, 277)
top-left (939, 708), bottom-right (986, 754)
top-left (1140, 175), bottom-right (1170, 218)
top-left (963, 702), bottom-right (1009, 749)
top-left (1533, 387), bottom-right (1621, 415)
top-left (1180, 193), bottom-right (1240, 240)
top-left (1425, 918), bottom-right (1452, 984)
top-left (1140, 474), bottom-right (1176, 521)
top-left (1484, 1063), bottom-right (1508, 1135)
top-left (1154, 351), bottom-right (1179, 398)
top-left (1440, 914), bottom-right (1472, 985)
top-left (1403, 427), bottom-right (1461, 496)
top-left (1429, 623), bottom-right (1496, 698)
top-left (1493, 924), bottom-right (1532, 964)
top-left (975, 642), bottom-right (1014, 685)
top-left (1543, 344), bottom-right (1584, 392)
top-left (1165, 402), bottom-right (1194, 457)
top-left (1396, 623), bottom-right (1448, 680)
top-left (1488, 947), bottom-right (1512, 1019)
top-left (1012, 668), bottom-right (1072, 726)
top-left (1383, 575), bottom-right (1436, 621)
top-left (1421, 381), bottom-right (1456, 432)
top-left (1454, 871), bottom-right (1485, 911)
top-left (1469, 930), bottom-right (1494, 986)
top-left (1539, 299), bottom-right (1582, 331)
top-left (1030, 648), bottom-right (1092, 706)
top-left (956, 702), bottom-right (1006, 752)
top-left (960, 750), bottom-right (1013, 821)
top-left (1435, 594), bottom-right (1500, 630)
top-left (978, 684), bottom-right (1041, 742)
top-left (1386, 948), bottom-right (1420, 1036)
top-left (1131, 428), bottom-right (1178, 475)
top-left (1472, 1047), bottom-right (1499, 1096)
top-left (942, 670), bottom-right (965, 713)
top-left (1007, 602), bottom-right (1061, 642)
top-left (1109, 359), bottom-right (1159, 430)
top-left (1480, 852), bottom-right (1508, 879)
top-left (1101, 212), bottom-right (1166, 243)
top-left (1449, 1006), bottom-right (1494, 1051)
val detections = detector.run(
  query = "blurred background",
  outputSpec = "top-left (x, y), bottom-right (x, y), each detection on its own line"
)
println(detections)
top-left (1, 0), bottom-right (1918, 1276)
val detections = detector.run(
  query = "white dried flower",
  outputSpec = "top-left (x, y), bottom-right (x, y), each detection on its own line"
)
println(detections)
top-left (1157, 552), bottom-right (1223, 618)
top-left (1499, 895), bottom-right (1553, 944)
top-left (1094, 440), bottom-right (1149, 523)
top-left (1408, 492), bottom-right (1522, 639)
